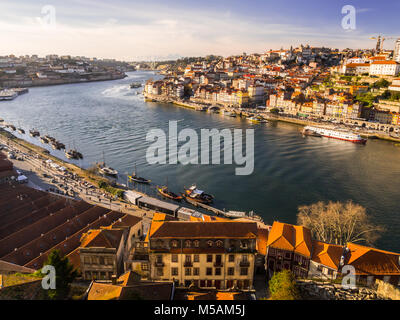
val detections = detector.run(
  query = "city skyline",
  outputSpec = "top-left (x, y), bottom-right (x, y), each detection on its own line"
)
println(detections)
top-left (1, 0), bottom-right (399, 61)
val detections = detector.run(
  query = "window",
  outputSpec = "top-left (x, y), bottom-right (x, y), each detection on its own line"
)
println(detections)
top-left (194, 254), bottom-right (199, 262)
top-left (193, 268), bottom-right (199, 276)
top-left (216, 240), bottom-right (223, 247)
top-left (141, 263), bottom-right (149, 271)
top-left (157, 268), bottom-right (163, 276)
top-left (228, 267), bottom-right (234, 276)
top-left (228, 255), bottom-right (235, 262)
top-left (99, 257), bottom-right (105, 265)
top-left (156, 255), bottom-right (163, 263)
top-left (193, 240), bottom-right (200, 247)
top-left (172, 254), bottom-right (178, 263)
top-left (215, 268), bottom-right (221, 276)
top-left (207, 240), bottom-right (213, 247)
top-left (240, 241), bottom-right (247, 249)
top-left (185, 268), bottom-right (191, 276)
top-left (285, 252), bottom-right (291, 259)
top-left (240, 268), bottom-right (248, 276)
top-left (206, 268), bottom-right (212, 276)
top-left (171, 240), bottom-right (178, 248)
top-left (171, 268), bottom-right (178, 276)
top-left (242, 255), bottom-right (248, 262)
top-left (185, 240), bottom-right (192, 248)
top-left (185, 255), bottom-right (191, 263)
top-left (207, 255), bottom-right (213, 263)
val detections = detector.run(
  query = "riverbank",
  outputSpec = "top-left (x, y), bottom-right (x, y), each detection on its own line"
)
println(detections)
top-left (1, 72), bottom-right (127, 89)
top-left (144, 93), bottom-right (400, 144)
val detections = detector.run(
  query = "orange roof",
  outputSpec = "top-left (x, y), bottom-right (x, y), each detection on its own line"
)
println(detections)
top-left (311, 240), bottom-right (344, 270)
top-left (346, 243), bottom-right (400, 276)
top-left (267, 222), bottom-right (312, 257)
top-left (371, 60), bottom-right (398, 65)
top-left (80, 229), bottom-right (123, 249)
top-left (87, 282), bottom-right (123, 300)
top-left (186, 291), bottom-right (248, 300)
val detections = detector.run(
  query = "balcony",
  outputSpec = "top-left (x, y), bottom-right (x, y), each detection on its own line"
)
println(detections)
top-left (239, 260), bottom-right (250, 267)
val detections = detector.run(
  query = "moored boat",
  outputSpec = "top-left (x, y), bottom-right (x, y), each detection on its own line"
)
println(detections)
top-left (247, 116), bottom-right (267, 123)
top-left (17, 128), bottom-right (25, 134)
top-left (303, 126), bottom-right (367, 144)
top-left (183, 185), bottom-right (214, 204)
top-left (39, 136), bottom-right (49, 144)
top-left (29, 129), bottom-right (40, 137)
top-left (128, 163), bottom-right (151, 184)
top-left (157, 186), bottom-right (182, 201)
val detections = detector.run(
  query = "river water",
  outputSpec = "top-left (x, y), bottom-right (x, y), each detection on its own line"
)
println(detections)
top-left (1, 71), bottom-right (399, 252)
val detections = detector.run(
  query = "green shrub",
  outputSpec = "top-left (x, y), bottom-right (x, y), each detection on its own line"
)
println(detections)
top-left (268, 270), bottom-right (300, 300)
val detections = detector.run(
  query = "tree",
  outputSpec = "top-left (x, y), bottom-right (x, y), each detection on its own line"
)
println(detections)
top-left (268, 270), bottom-right (300, 300)
top-left (41, 250), bottom-right (78, 299)
top-left (297, 201), bottom-right (384, 246)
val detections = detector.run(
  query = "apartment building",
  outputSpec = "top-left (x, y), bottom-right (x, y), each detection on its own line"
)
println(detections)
top-left (370, 61), bottom-right (400, 76)
top-left (147, 220), bottom-right (258, 290)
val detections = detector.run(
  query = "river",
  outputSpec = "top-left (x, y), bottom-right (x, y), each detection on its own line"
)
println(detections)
top-left (1, 71), bottom-right (399, 252)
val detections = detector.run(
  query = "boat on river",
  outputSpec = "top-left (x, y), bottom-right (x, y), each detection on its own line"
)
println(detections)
top-left (128, 163), bottom-right (151, 184)
top-left (157, 186), bottom-right (182, 201)
top-left (29, 129), bottom-right (40, 137)
top-left (183, 185), bottom-right (214, 204)
top-left (303, 126), bottom-right (367, 144)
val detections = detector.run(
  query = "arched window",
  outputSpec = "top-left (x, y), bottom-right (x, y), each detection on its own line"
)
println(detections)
top-left (216, 240), bottom-right (223, 247)
top-left (185, 240), bottom-right (191, 248)
top-left (193, 240), bottom-right (200, 248)
top-left (170, 240), bottom-right (178, 248)
top-left (207, 240), bottom-right (213, 247)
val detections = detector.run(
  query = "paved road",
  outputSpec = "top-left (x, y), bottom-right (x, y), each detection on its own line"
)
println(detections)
top-left (0, 135), bottom-right (153, 222)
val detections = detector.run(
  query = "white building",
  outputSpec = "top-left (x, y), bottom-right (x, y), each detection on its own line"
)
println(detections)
top-left (394, 39), bottom-right (400, 63)
top-left (370, 61), bottom-right (400, 76)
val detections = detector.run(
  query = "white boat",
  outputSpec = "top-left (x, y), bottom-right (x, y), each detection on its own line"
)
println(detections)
top-left (0, 90), bottom-right (18, 101)
top-left (98, 166), bottom-right (118, 177)
top-left (224, 210), bottom-right (247, 218)
top-left (303, 126), bottom-right (367, 144)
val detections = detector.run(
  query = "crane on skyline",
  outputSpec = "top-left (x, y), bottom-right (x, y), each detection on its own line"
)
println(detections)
top-left (370, 35), bottom-right (396, 54)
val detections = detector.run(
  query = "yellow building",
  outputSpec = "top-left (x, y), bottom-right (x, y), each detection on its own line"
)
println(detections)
top-left (146, 219), bottom-right (258, 290)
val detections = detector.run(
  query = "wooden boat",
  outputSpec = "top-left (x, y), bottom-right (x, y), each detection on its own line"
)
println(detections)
top-left (128, 163), bottom-right (151, 184)
top-left (183, 185), bottom-right (214, 204)
top-left (17, 128), bottom-right (25, 134)
top-left (40, 136), bottom-right (49, 144)
top-left (29, 129), bottom-right (40, 137)
top-left (157, 186), bottom-right (182, 201)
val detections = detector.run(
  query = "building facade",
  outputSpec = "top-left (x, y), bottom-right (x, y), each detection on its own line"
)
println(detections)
top-left (147, 221), bottom-right (258, 290)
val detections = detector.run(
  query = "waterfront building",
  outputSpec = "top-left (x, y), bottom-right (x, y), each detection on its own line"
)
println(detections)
top-left (343, 243), bottom-right (400, 286)
top-left (308, 241), bottom-right (344, 280)
top-left (146, 218), bottom-right (258, 290)
top-left (265, 221), bottom-right (312, 279)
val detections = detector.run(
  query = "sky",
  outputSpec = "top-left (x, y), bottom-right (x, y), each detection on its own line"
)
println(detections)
top-left (0, 0), bottom-right (399, 61)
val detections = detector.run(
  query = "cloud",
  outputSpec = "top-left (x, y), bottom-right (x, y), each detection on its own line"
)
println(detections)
top-left (0, 0), bottom-right (381, 60)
